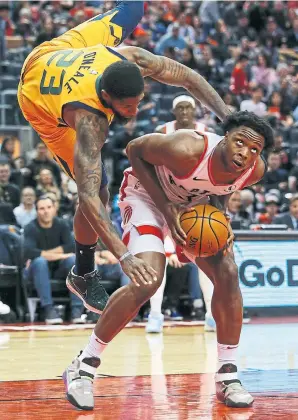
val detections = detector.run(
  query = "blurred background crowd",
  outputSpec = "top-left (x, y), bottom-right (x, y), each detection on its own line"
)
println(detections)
top-left (0, 0), bottom-right (298, 324)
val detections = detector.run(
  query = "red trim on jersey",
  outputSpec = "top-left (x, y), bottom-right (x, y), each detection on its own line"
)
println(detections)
top-left (123, 225), bottom-right (164, 246)
top-left (119, 169), bottom-right (134, 201)
top-left (207, 147), bottom-right (255, 187)
top-left (123, 231), bottom-right (130, 246)
top-left (174, 132), bottom-right (208, 180)
top-left (239, 161), bottom-right (258, 189)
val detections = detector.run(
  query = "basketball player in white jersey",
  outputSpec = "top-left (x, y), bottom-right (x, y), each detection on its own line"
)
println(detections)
top-left (145, 94), bottom-right (215, 334)
top-left (155, 94), bottom-right (208, 134)
top-left (64, 111), bottom-right (273, 409)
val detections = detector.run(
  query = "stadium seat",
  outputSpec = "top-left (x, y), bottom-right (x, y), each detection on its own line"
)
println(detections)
top-left (0, 76), bottom-right (19, 90)
top-left (157, 109), bottom-right (173, 123)
top-left (0, 89), bottom-right (19, 125)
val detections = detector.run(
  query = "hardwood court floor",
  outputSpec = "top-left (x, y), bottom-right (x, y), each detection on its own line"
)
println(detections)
top-left (0, 319), bottom-right (298, 419)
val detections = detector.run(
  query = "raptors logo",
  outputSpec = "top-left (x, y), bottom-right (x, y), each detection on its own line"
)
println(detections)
top-left (123, 206), bottom-right (133, 225)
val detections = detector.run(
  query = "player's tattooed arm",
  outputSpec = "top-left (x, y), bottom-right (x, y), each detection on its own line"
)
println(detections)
top-left (74, 110), bottom-right (127, 259)
top-left (124, 47), bottom-right (231, 121)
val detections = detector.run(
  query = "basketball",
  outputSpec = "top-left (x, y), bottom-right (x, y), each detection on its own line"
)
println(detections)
top-left (180, 204), bottom-right (229, 258)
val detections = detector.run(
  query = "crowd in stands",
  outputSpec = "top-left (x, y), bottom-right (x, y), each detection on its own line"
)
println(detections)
top-left (0, 0), bottom-right (298, 323)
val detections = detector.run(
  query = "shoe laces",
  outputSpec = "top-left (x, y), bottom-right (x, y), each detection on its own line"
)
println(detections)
top-left (86, 272), bottom-right (108, 302)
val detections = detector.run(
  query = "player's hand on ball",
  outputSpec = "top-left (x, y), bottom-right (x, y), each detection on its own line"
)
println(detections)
top-left (223, 215), bottom-right (234, 256)
top-left (120, 254), bottom-right (158, 287)
top-left (163, 202), bottom-right (193, 247)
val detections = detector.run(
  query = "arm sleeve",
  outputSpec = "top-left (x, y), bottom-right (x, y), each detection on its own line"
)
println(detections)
top-left (60, 220), bottom-right (75, 254)
top-left (23, 224), bottom-right (42, 260)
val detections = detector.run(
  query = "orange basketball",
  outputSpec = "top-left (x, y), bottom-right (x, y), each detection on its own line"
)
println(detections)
top-left (180, 204), bottom-right (229, 258)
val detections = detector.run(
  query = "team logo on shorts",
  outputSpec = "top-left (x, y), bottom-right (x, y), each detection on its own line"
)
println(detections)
top-left (123, 206), bottom-right (133, 224)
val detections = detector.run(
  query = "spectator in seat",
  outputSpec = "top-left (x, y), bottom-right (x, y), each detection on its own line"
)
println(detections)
top-left (251, 54), bottom-right (277, 94)
top-left (240, 189), bottom-right (256, 221)
top-left (230, 54), bottom-right (249, 96)
top-left (226, 191), bottom-right (253, 229)
top-left (13, 187), bottom-right (37, 228)
top-left (199, 0), bottom-right (221, 41)
top-left (240, 86), bottom-right (267, 117)
top-left (258, 194), bottom-right (280, 224)
top-left (34, 16), bottom-right (56, 47)
top-left (0, 137), bottom-right (17, 169)
top-left (36, 168), bottom-right (61, 202)
top-left (273, 194), bottom-right (298, 230)
top-left (287, 18), bottom-right (298, 49)
top-left (260, 16), bottom-right (284, 48)
top-left (262, 151), bottom-right (289, 192)
top-left (167, 13), bottom-right (196, 45)
top-left (27, 142), bottom-right (61, 188)
top-left (222, 92), bottom-right (239, 114)
top-left (23, 196), bottom-right (84, 325)
top-left (155, 23), bottom-right (187, 55)
top-left (0, 162), bottom-right (20, 208)
top-left (234, 12), bottom-right (257, 41)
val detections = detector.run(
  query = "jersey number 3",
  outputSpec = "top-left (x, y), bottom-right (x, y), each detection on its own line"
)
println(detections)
top-left (39, 50), bottom-right (82, 95)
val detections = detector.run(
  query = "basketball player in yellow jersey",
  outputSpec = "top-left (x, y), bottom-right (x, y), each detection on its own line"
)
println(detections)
top-left (18, 1), bottom-right (231, 316)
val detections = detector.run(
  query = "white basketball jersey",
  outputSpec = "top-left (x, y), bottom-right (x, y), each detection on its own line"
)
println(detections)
top-left (155, 131), bottom-right (256, 205)
top-left (159, 120), bottom-right (207, 134)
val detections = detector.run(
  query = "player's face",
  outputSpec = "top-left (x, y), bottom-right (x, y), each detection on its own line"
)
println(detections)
top-left (224, 126), bottom-right (264, 173)
top-left (174, 102), bottom-right (195, 125)
top-left (103, 91), bottom-right (144, 124)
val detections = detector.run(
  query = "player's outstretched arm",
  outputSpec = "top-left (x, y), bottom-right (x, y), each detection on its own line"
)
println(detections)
top-left (74, 110), bottom-right (127, 259)
top-left (121, 47), bottom-right (230, 121)
top-left (74, 109), bottom-right (157, 286)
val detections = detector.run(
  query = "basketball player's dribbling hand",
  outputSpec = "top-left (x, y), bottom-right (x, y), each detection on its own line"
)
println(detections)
top-left (120, 254), bottom-right (158, 287)
top-left (163, 203), bottom-right (194, 247)
top-left (223, 215), bottom-right (234, 256)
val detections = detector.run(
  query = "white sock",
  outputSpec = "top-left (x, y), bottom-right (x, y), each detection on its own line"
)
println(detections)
top-left (149, 263), bottom-right (167, 318)
top-left (215, 342), bottom-right (239, 382)
top-left (78, 331), bottom-right (108, 375)
top-left (198, 269), bottom-right (213, 317)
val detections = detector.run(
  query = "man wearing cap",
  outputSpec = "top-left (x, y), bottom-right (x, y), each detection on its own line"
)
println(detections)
top-left (156, 95), bottom-right (208, 134)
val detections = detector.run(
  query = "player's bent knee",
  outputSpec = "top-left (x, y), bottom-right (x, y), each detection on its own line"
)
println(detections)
top-left (130, 280), bottom-right (162, 307)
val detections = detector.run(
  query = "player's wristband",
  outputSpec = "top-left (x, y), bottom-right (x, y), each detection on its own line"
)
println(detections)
top-left (119, 251), bottom-right (132, 262)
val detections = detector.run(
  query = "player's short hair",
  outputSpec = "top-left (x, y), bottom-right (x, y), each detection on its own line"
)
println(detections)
top-left (222, 111), bottom-right (274, 150)
top-left (101, 61), bottom-right (144, 99)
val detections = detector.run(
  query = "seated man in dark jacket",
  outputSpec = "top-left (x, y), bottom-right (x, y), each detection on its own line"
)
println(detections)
top-left (23, 195), bottom-right (84, 324)
top-left (273, 194), bottom-right (298, 230)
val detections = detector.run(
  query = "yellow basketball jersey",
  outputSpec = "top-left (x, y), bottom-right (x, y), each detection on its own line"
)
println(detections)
top-left (19, 45), bottom-right (125, 177)
top-left (21, 44), bottom-right (125, 130)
